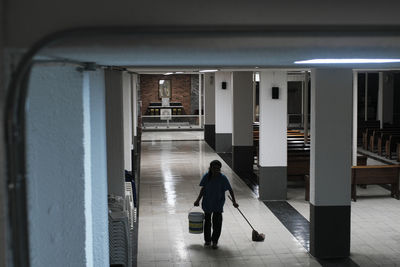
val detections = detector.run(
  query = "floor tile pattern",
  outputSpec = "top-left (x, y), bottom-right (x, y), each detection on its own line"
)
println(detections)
top-left (138, 137), bottom-right (319, 266)
top-left (138, 132), bottom-right (400, 267)
top-left (263, 201), bottom-right (310, 251)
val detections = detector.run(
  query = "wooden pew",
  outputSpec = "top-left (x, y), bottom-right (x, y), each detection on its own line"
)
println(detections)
top-left (351, 165), bottom-right (400, 201)
top-left (359, 120), bottom-right (380, 147)
top-left (369, 128), bottom-right (400, 152)
top-left (363, 126), bottom-right (380, 149)
top-left (377, 132), bottom-right (395, 156)
top-left (288, 156), bottom-right (309, 181)
top-left (288, 144), bottom-right (310, 149)
top-left (397, 143), bottom-right (400, 162)
top-left (385, 135), bottom-right (400, 159)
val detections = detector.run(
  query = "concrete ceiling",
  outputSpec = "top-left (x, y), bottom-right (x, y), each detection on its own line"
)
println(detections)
top-left (35, 30), bottom-right (400, 70)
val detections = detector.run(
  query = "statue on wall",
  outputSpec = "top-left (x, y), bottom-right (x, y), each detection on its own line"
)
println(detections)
top-left (159, 79), bottom-right (171, 98)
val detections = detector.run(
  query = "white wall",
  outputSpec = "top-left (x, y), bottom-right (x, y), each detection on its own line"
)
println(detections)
top-left (26, 63), bottom-right (90, 266)
top-left (215, 72), bottom-right (232, 134)
top-left (259, 71), bottom-right (287, 167)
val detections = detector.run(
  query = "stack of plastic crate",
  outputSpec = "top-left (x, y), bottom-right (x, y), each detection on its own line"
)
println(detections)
top-left (125, 182), bottom-right (134, 229)
top-left (108, 211), bottom-right (132, 267)
top-left (108, 194), bottom-right (125, 212)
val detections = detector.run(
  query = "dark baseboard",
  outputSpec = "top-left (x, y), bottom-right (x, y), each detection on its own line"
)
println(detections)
top-left (310, 204), bottom-right (351, 259)
top-left (204, 124), bottom-right (215, 150)
top-left (232, 145), bottom-right (254, 175)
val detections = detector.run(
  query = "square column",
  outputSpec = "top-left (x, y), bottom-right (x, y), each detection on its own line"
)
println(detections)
top-left (232, 72), bottom-right (254, 175)
top-left (105, 70), bottom-right (126, 197)
top-left (310, 69), bottom-right (352, 259)
top-left (258, 71), bottom-right (288, 200)
top-left (215, 72), bottom-right (233, 153)
top-left (131, 73), bottom-right (139, 173)
top-left (122, 72), bottom-right (132, 172)
top-left (204, 73), bottom-right (216, 149)
top-left (26, 64), bottom-right (108, 266)
top-left (88, 69), bottom-right (110, 266)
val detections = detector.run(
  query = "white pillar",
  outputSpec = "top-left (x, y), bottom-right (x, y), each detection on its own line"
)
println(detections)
top-left (198, 73), bottom-right (202, 127)
top-left (232, 72), bottom-right (254, 175)
top-left (353, 71), bottom-right (358, 166)
top-left (215, 72), bottom-right (233, 153)
top-left (123, 72), bottom-right (132, 172)
top-left (258, 70), bottom-right (288, 200)
top-left (131, 73), bottom-right (139, 172)
top-left (310, 68), bottom-right (352, 259)
top-left (26, 63), bottom-right (97, 266)
top-left (105, 70), bottom-right (126, 197)
top-left (204, 73), bottom-right (216, 149)
top-left (88, 69), bottom-right (110, 266)
top-left (364, 73), bottom-right (368, 121)
top-left (132, 74), bottom-right (138, 140)
top-left (303, 72), bottom-right (309, 144)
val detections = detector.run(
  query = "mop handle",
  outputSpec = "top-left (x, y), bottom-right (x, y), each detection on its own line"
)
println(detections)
top-left (227, 195), bottom-right (255, 231)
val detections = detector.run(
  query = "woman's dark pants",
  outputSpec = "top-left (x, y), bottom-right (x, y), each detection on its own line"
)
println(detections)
top-left (204, 212), bottom-right (222, 244)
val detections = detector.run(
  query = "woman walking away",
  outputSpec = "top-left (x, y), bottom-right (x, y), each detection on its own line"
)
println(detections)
top-left (194, 160), bottom-right (239, 249)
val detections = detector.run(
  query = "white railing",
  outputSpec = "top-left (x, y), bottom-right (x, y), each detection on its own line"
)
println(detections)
top-left (141, 115), bottom-right (205, 129)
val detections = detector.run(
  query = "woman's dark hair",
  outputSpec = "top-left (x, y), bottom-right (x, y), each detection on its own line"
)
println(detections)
top-left (207, 160), bottom-right (222, 180)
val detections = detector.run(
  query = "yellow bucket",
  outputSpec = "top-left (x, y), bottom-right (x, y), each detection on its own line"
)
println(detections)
top-left (188, 211), bottom-right (204, 234)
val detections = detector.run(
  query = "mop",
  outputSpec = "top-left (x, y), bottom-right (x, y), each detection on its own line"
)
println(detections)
top-left (228, 196), bottom-right (265, 242)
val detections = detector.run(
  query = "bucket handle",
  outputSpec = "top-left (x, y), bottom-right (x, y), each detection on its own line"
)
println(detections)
top-left (188, 205), bottom-right (202, 213)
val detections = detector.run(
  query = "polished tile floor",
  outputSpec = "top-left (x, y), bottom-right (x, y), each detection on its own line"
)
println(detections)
top-left (138, 131), bottom-right (400, 267)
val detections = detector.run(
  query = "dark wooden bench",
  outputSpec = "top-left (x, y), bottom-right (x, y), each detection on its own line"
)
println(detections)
top-left (357, 155), bottom-right (367, 166)
top-left (351, 165), bottom-right (400, 201)
top-left (359, 120), bottom-right (380, 147)
top-left (363, 126), bottom-right (380, 149)
top-left (397, 143), bottom-right (400, 162)
top-left (377, 132), bottom-right (399, 156)
top-left (370, 128), bottom-right (400, 152)
top-left (385, 135), bottom-right (400, 159)
top-left (288, 156), bottom-right (309, 181)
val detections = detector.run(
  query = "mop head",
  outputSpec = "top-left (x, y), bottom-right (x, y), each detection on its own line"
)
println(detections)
top-left (252, 230), bottom-right (265, 242)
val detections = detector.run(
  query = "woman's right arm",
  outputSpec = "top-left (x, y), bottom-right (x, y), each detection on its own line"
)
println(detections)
top-left (194, 187), bottom-right (204, 206)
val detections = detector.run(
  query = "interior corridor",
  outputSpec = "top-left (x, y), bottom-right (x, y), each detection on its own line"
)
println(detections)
top-left (137, 133), bottom-right (319, 267)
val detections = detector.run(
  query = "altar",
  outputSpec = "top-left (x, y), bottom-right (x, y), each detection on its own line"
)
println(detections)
top-left (146, 102), bottom-right (185, 115)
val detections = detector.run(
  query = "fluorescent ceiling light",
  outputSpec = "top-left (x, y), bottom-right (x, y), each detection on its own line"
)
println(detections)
top-left (199, 69), bottom-right (218, 73)
top-left (175, 72), bottom-right (184, 74)
top-left (164, 72), bottom-right (173, 75)
top-left (295, 59), bottom-right (400, 64)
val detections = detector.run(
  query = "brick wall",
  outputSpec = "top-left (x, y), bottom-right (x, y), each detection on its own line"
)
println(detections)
top-left (140, 74), bottom-right (192, 115)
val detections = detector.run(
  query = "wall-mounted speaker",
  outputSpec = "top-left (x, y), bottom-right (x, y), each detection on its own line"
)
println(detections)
top-left (272, 87), bottom-right (279, 99)
top-left (221, 81), bottom-right (227, 89)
